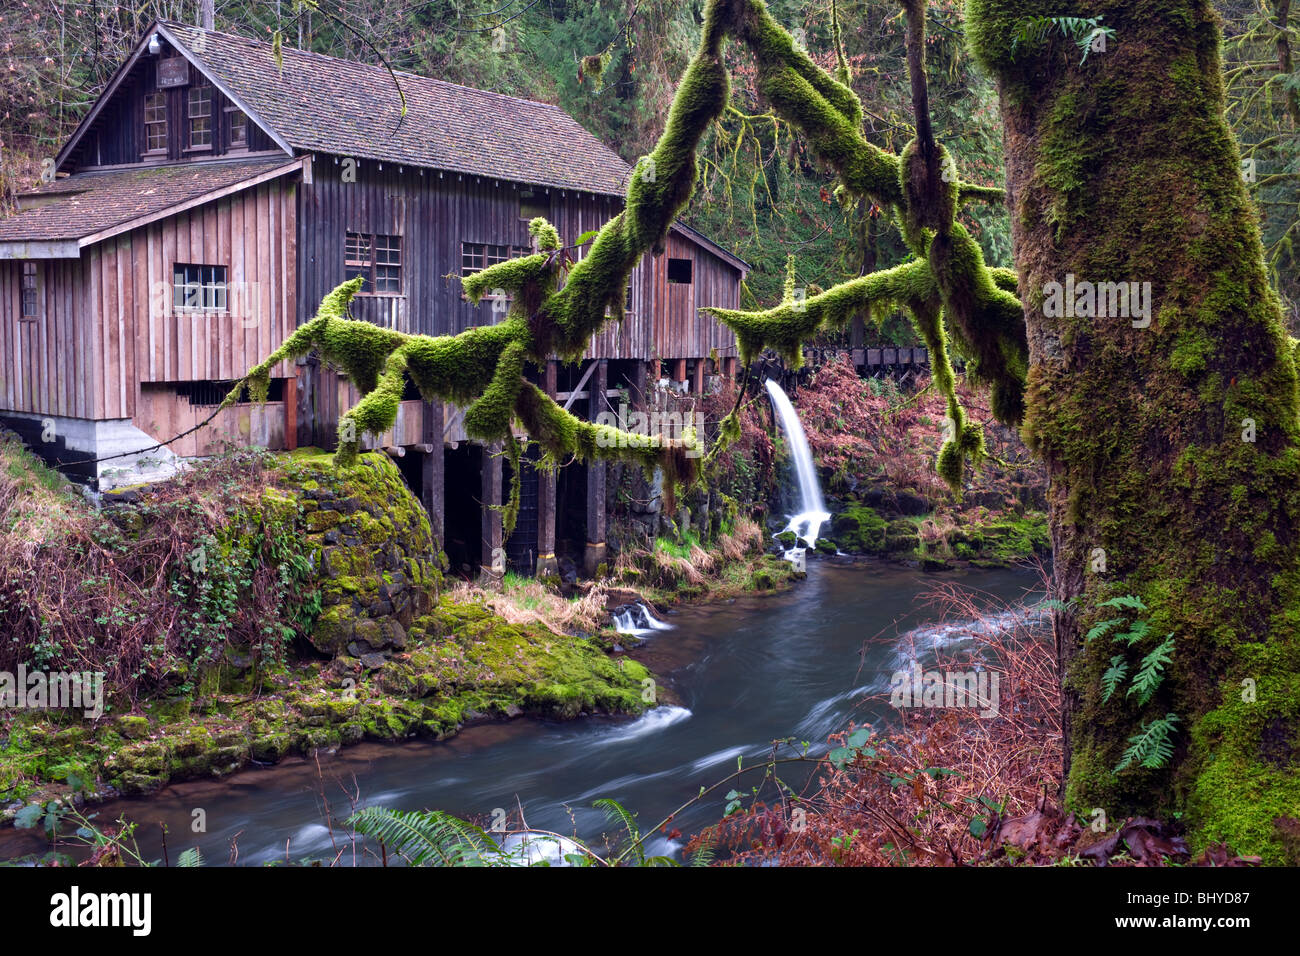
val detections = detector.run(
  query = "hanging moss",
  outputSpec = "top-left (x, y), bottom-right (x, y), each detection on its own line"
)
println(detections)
top-left (580, 52), bottom-right (613, 91)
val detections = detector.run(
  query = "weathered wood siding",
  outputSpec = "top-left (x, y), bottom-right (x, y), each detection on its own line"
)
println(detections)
top-left (649, 230), bottom-right (740, 361)
top-left (296, 158), bottom-right (737, 362)
top-left (3, 177), bottom-right (296, 426)
top-left (0, 258), bottom-right (95, 418)
top-left (66, 41), bottom-right (280, 172)
top-left (299, 159), bottom-right (629, 341)
top-left (135, 383), bottom-right (286, 457)
top-left (93, 177), bottom-right (296, 420)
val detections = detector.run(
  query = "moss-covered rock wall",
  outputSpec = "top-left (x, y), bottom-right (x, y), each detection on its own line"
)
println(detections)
top-left (276, 450), bottom-right (443, 660)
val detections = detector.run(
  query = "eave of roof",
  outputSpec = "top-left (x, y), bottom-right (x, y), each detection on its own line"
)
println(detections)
top-left (0, 157), bottom-right (304, 253)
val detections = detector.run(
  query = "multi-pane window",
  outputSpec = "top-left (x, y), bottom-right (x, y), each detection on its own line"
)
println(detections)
top-left (144, 92), bottom-right (167, 152)
top-left (20, 262), bottom-right (38, 319)
top-left (345, 232), bottom-right (402, 294)
top-left (460, 243), bottom-right (532, 300)
top-left (173, 264), bottom-right (227, 312)
top-left (226, 106), bottom-right (248, 147)
top-left (188, 83), bottom-right (212, 148)
top-left (344, 233), bottom-right (372, 284)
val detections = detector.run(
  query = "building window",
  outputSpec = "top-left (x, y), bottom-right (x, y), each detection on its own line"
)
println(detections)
top-left (519, 192), bottom-right (548, 221)
top-left (345, 232), bottom-right (402, 294)
top-left (144, 92), bottom-right (167, 152)
top-left (226, 106), bottom-right (248, 147)
top-left (460, 242), bottom-right (532, 301)
top-left (461, 242), bottom-right (532, 277)
top-left (667, 258), bottom-right (693, 284)
top-left (173, 264), bottom-right (227, 312)
top-left (20, 262), bottom-right (38, 320)
top-left (188, 83), bottom-right (212, 148)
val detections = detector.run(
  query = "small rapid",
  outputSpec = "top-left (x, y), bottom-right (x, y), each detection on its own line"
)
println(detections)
top-left (612, 603), bottom-right (674, 636)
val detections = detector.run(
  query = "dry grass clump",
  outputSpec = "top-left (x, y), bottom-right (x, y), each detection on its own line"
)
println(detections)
top-left (449, 574), bottom-right (612, 634)
top-left (719, 515), bottom-right (763, 561)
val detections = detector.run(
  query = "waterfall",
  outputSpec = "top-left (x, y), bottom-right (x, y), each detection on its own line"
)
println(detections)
top-left (764, 378), bottom-right (831, 548)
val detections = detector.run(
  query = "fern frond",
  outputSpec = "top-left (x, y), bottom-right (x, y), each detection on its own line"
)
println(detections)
top-left (176, 847), bottom-right (203, 867)
top-left (690, 840), bottom-right (717, 868)
top-left (1115, 713), bottom-right (1179, 772)
top-left (593, 798), bottom-right (644, 865)
top-left (1010, 15), bottom-right (1114, 65)
top-left (1128, 633), bottom-right (1175, 706)
top-left (1099, 594), bottom-right (1147, 613)
top-left (1112, 619), bottom-right (1151, 646)
top-left (1086, 618), bottom-right (1124, 642)
top-left (347, 805), bottom-right (501, 867)
top-left (1040, 597), bottom-right (1077, 613)
top-left (1101, 655), bottom-right (1129, 704)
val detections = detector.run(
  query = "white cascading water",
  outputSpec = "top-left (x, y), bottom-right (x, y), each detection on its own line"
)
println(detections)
top-left (612, 603), bottom-right (674, 636)
top-left (764, 378), bottom-right (831, 550)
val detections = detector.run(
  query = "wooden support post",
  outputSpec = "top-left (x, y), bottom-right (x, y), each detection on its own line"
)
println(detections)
top-left (536, 360), bottom-right (559, 578)
top-left (284, 367), bottom-right (299, 451)
top-left (672, 358), bottom-right (687, 385)
top-left (631, 358), bottom-right (649, 410)
top-left (295, 356), bottom-right (315, 449)
top-left (692, 358), bottom-right (706, 394)
top-left (584, 360), bottom-right (608, 578)
top-left (722, 356), bottom-right (737, 381)
top-left (421, 399), bottom-right (444, 546)
top-left (480, 441), bottom-right (503, 585)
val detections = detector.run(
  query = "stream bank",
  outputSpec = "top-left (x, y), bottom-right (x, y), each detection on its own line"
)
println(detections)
top-left (0, 562), bottom-right (1041, 865)
top-left (0, 436), bottom-right (798, 826)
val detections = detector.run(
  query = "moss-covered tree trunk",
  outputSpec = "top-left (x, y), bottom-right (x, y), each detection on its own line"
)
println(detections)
top-left (967, 0), bottom-right (1300, 861)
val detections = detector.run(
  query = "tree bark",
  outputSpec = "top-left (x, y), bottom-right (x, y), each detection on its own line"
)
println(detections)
top-left (968, 0), bottom-right (1300, 862)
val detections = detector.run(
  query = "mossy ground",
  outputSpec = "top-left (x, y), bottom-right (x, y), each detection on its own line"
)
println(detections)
top-left (0, 596), bottom-right (649, 820)
top-left (824, 502), bottom-right (1049, 569)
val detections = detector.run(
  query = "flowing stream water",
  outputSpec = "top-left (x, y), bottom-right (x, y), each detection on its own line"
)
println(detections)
top-left (0, 562), bottom-right (1041, 865)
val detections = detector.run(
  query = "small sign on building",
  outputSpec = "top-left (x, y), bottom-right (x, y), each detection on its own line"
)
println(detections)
top-left (157, 57), bottom-right (189, 89)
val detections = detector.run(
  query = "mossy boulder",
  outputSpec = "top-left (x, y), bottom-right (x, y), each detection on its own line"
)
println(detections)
top-left (830, 505), bottom-right (888, 553)
top-left (275, 451), bottom-right (443, 659)
top-left (884, 519), bottom-right (922, 556)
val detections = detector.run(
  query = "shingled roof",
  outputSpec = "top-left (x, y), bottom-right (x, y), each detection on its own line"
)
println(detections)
top-left (0, 157), bottom-right (298, 245)
top-left (160, 21), bottom-right (636, 196)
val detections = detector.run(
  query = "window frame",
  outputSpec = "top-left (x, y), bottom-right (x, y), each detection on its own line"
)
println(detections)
top-left (225, 105), bottom-right (248, 149)
top-left (186, 82), bottom-right (213, 151)
top-left (19, 261), bottom-right (40, 321)
top-left (345, 231), bottom-right (403, 296)
top-left (172, 263), bottom-right (228, 313)
top-left (518, 192), bottom-right (549, 222)
top-left (460, 241), bottom-right (532, 300)
top-left (667, 257), bottom-right (694, 285)
top-left (143, 91), bottom-right (168, 155)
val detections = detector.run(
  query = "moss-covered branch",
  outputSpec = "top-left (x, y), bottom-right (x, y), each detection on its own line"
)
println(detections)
top-left (699, 0), bottom-right (1029, 491)
top-left (232, 0), bottom-right (1026, 513)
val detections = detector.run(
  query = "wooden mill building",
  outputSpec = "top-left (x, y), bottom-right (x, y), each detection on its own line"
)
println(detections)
top-left (0, 20), bottom-right (748, 577)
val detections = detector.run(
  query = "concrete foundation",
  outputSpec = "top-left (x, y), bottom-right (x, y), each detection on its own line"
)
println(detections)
top-left (0, 411), bottom-right (181, 490)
